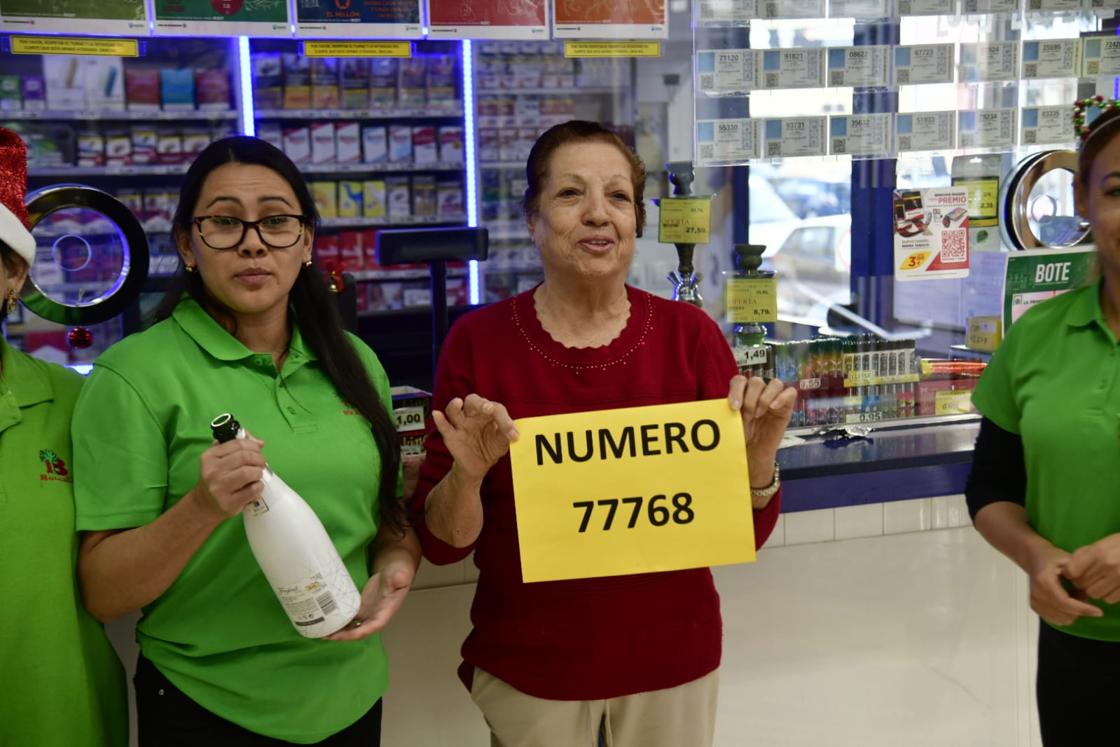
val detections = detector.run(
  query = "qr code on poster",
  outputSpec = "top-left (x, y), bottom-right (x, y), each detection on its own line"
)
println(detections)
top-left (940, 228), bottom-right (967, 263)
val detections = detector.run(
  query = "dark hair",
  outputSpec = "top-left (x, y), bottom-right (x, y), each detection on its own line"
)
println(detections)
top-left (156, 136), bottom-right (404, 535)
top-left (0, 240), bottom-right (27, 323)
top-left (523, 120), bottom-right (647, 237)
top-left (1079, 107), bottom-right (1120, 184)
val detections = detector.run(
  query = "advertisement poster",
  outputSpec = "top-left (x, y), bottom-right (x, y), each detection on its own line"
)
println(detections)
top-left (1002, 247), bottom-right (1097, 330)
top-left (153, 0), bottom-right (289, 37)
top-left (428, 0), bottom-right (546, 39)
top-left (893, 187), bottom-right (971, 281)
top-left (553, 0), bottom-right (668, 40)
top-left (296, 0), bottom-right (421, 39)
top-left (0, 0), bottom-right (147, 35)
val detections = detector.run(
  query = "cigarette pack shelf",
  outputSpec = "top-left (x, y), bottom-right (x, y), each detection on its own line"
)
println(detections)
top-left (471, 40), bottom-right (636, 303)
top-left (250, 39), bottom-right (468, 306)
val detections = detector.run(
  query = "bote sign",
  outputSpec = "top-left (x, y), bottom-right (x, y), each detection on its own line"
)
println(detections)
top-left (509, 399), bottom-right (757, 583)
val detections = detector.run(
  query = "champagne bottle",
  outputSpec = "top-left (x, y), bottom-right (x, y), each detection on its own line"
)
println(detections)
top-left (210, 413), bottom-right (361, 638)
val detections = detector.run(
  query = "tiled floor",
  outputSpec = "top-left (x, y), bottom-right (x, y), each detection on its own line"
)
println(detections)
top-left (381, 525), bottom-right (1043, 747)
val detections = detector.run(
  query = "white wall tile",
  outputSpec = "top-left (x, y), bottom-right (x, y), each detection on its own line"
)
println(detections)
top-left (932, 494), bottom-right (971, 530)
top-left (761, 514), bottom-right (785, 549)
top-left (784, 508), bottom-right (835, 545)
top-left (413, 558), bottom-right (466, 590)
top-left (884, 498), bottom-right (933, 535)
top-left (834, 503), bottom-right (884, 540)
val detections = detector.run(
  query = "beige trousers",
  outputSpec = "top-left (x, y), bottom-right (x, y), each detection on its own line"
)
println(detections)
top-left (469, 667), bottom-right (720, 747)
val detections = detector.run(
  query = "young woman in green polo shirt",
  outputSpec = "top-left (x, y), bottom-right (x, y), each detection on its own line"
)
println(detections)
top-left (968, 99), bottom-right (1120, 745)
top-left (0, 127), bottom-right (128, 747)
top-left (71, 137), bottom-right (419, 746)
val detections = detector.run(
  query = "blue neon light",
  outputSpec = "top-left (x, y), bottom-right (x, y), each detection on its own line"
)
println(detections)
top-left (238, 36), bottom-right (255, 137)
top-left (462, 39), bottom-right (481, 305)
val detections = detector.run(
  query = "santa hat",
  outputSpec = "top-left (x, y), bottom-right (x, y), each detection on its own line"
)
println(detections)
top-left (0, 128), bottom-right (35, 267)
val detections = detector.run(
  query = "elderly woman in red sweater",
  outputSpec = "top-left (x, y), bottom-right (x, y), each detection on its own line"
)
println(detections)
top-left (410, 120), bottom-right (796, 747)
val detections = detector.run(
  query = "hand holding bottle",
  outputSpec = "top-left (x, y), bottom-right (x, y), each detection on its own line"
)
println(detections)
top-left (432, 394), bottom-right (519, 484)
top-left (325, 558), bottom-right (416, 642)
top-left (190, 437), bottom-right (268, 521)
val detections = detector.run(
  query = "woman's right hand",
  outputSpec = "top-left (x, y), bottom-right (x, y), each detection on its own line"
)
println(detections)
top-left (190, 437), bottom-right (268, 521)
top-left (432, 394), bottom-right (519, 484)
top-left (1026, 542), bottom-right (1104, 626)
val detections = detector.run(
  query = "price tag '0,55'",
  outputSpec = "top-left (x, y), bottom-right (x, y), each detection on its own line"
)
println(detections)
top-left (509, 400), bottom-right (755, 583)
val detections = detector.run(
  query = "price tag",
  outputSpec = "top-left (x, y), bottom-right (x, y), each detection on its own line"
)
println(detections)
top-left (564, 41), bottom-right (662, 58)
top-left (828, 46), bottom-right (890, 87)
top-left (829, 114), bottom-right (892, 157)
top-left (696, 118), bottom-right (758, 165)
top-left (959, 42), bottom-right (1020, 82)
top-left (761, 117), bottom-right (827, 158)
top-left (830, 0), bottom-right (890, 17)
top-left (697, 49), bottom-right (757, 94)
top-left (1021, 106), bottom-right (1074, 146)
top-left (303, 41), bottom-right (411, 58)
top-left (658, 198), bottom-right (712, 244)
top-left (10, 36), bottom-right (140, 57)
top-left (1081, 37), bottom-right (1120, 77)
top-left (755, 0), bottom-right (826, 16)
top-left (1021, 39), bottom-right (1081, 79)
top-left (509, 400), bottom-right (755, 583)
top-left (725, 277), bottom-right (778, 323)
top-left (966, 316), bottom-right (1002, 352)
top-left (896, 111), bottom-right (956, 152)
top-left (962, 0), bottom-right (1019, 11)
top-left (698, 0), bottom-right (756, 23)
top-left (959, 109), bottom-right (1017, 149)
top-left (935, 390), bottom-right (974, 416)
top-left (394, 406), bottom-right (426, 432)
top-left (899, 0), bottom-right (955, 14)
top-left (759, 49), bottom-right (825, 89)
top-left (894, 44), bottom-right (954, 85)
top-left (1027, 0), bottom-right (1082, 10)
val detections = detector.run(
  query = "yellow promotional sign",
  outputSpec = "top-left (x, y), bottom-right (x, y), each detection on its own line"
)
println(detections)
top-left (725, 277), bottom-right (777, 324)
top-left (564, 41), bottom-right (662, 58)
top-left (303, 41), bottom-right (412, 58)
top-left (899, 250), bottom-right (931, 271)
top-left (658, 197), bottom-right (712, 244)
top-left (935, 389), bottom-right (974, 416)
top-left (11, 36), bottom-right (139, 57)
top-left (509, 399), bottom-right (755, 584)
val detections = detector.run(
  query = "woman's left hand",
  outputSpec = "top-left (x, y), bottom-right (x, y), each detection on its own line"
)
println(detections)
top-left (326, 559), bottom-right (416, 642)
top-left (1063, 534), bottom-right (1120, 604)
top-left (728, 375), bottom-right (798, 488)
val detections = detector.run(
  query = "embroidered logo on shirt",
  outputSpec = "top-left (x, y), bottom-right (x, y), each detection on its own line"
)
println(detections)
top-left (39, 448), bottom-right (73, 483)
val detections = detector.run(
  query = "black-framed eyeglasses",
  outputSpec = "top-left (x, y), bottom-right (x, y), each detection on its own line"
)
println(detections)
top-left (192, 214), bottom-right (308, 250)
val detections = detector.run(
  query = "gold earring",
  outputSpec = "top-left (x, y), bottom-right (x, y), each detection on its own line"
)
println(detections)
top-left (4, 289), bottom-right (16, 315)
top-left (304, 259), bottom-right (313, 268)
top-left (184, 264), bottom-right (195, 273)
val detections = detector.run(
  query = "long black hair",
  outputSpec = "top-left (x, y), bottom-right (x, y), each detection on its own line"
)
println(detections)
top-left (157, 136), bottom-right (404, 535)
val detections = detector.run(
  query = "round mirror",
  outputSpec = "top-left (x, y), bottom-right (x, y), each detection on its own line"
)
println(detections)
top-left (20, 185), bottom-right (149, 325)
top-left (999, 150), bottom-right (1091, 251)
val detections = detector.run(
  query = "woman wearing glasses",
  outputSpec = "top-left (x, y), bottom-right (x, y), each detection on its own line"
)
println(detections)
top-left (71, 137), bottom-right (418, 746)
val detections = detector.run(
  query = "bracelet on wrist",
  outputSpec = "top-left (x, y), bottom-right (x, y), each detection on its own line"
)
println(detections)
top-left (750, 463), bottom-right (781, 500)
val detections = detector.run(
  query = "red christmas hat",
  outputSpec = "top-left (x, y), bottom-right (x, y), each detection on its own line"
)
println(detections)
top-left (0, 127), bottom-right (35, 267)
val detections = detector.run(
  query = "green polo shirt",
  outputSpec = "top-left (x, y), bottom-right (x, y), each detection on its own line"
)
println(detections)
top-left (973, 281), bottom-right (1120, 641)
top-left (72, 298), bottom-right (395, 743)
top-left (0, 338), bottom-right (127, 747)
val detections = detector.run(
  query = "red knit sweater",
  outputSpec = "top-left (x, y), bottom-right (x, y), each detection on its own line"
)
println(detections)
top-left (411, 285), bottom-right (780, 700)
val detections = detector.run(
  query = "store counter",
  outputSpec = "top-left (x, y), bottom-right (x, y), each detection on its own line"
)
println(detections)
top-left (777, 416), bottom-right (979, 513)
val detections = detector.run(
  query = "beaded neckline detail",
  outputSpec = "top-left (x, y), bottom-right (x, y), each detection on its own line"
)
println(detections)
top-left (511, 288), bottom-right (654, 372)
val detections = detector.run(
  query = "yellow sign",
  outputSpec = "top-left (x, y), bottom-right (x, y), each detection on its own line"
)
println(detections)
top-left (899, 250), bottom-right (931, 271)
top-left (509, 400), bottom-right (755, 584)
top-left (658, 197), bottom-right (712, 244)
top-left (966, 315), bottom-right (1002, 352)
top-left (934, 389), bottom-right (974, 416)
top-left (564, 41), bottom-right (662, 58)
top-left (303, 41), bottom-right (412, 58)
top-left (956, 177), bottom-right (999, 227)
top-left (725, 277), bottom-right (777, 324)
top-left (11, 36), bottom-right (139, 57)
